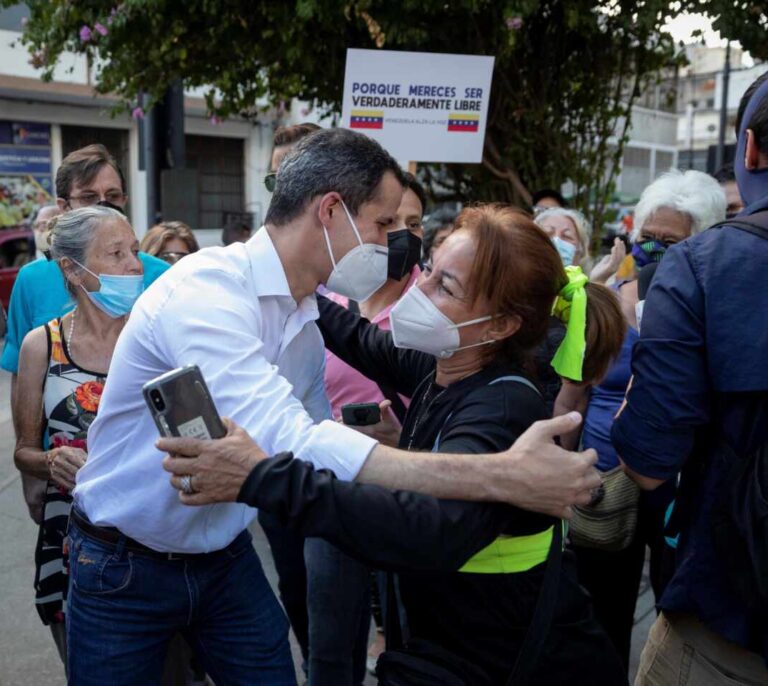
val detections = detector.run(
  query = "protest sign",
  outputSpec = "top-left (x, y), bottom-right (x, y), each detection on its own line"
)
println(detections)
top-left (341, 49), bottom-right (494, 163)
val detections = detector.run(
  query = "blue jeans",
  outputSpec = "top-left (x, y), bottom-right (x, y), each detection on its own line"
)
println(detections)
top-left (66, 520), bottom-right (296, 686)
top-left (305, 537), bottom-right (370, 686)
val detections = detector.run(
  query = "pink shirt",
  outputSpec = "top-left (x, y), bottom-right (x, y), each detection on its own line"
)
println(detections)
top-left (324, 266), bottom-right (420, 419)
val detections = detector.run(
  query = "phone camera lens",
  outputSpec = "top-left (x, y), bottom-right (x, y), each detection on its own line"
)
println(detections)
top-left (150, 390), bottom-right (166, 412)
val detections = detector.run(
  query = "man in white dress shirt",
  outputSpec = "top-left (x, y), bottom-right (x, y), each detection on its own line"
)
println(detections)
top-left (67, 128), bottom-right (601, 685)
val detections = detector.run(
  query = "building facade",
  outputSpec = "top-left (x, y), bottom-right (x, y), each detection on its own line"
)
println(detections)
top-left (0, 4), bottom-right (306, 240)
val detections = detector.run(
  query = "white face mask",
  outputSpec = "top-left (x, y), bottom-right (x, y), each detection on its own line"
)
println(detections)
top-left (552, 236), bottom-right (577, 267)
top-left (390, 285), bottom-right (495, 359)
top-left (322, 199), bottom-right (388, 302)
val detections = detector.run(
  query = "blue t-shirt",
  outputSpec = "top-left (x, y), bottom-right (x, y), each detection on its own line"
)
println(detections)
top-left (612, 201), bottom-right (768, 662)
top-left (582, 324), bottom-right (639, 471)
top-left (1, 252), bottom-right (169, 373)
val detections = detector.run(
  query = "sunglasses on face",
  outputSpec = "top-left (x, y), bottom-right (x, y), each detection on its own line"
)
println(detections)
top-left (158, 251), bottom-right (190, 264)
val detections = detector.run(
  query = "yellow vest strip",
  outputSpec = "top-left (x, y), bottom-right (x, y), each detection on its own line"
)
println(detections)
top-left (459, 523), bottom-right (564, 574)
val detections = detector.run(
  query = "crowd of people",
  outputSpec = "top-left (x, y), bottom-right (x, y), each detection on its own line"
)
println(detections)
top-left (2, 70), bottom-right (768, 686)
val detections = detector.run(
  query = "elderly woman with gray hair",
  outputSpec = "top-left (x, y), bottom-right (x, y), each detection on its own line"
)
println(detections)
top-left (13, 206), bottom-right (143, 666)
top-left (555, 169), bottom-right (726, 673)
top-left (534, 206), bottom-right (628, 283)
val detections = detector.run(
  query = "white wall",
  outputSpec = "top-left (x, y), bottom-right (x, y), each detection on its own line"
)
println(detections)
top-left (0, 28), bottom-right (89, 82)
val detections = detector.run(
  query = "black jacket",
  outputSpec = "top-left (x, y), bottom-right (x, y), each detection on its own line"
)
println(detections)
top-left (238, 297), bottom-right (625, 684)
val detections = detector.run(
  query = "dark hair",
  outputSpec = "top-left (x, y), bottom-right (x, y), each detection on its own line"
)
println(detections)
top-left (222, 221), bottom-right (252, 246)
top-left (273, 122), bottom-right (322, 148)
top-left (265, 128), bottom-right (407, 226)
top-left (56, 144), bottom-right (126, 199)
top-left (423, 204), bottom-right (458, 257)
top-left (140, 221), bottom-right (199, 256)
top-left (531, 188), bottom-right (567, 208)
top-left (736, 71), bottom-right (768, 155)
top-left (403, 172), bottom-right (427, 214)
top-left (712, 162), bottom-right (736, 184)
top-left (455, 204), bottom-right (625, 384)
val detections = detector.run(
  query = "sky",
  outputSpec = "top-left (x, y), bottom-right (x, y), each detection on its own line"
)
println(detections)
top-left (662, 12), bottom-right (754, 66)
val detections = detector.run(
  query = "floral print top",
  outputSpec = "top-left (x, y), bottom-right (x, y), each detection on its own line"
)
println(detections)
top-left (34, 317), bottom-right (106, 626)
top-left (44, 317), bottom-right (105, 452)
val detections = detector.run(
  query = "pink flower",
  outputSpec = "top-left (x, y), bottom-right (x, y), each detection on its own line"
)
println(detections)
top-left (506, 16), bottom-right (523, 30)
top-left (209, 115), bottom-right (221, 126)
top-left (131, 106), bottom-right (144, 120)
top-left (79, 25), bottom-right (92, 43)
top-left (94, 22), bottom-right (108, 36)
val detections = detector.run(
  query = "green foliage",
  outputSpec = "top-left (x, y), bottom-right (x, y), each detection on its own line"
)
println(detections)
top-left (6, 0), bottom-right (766, 230)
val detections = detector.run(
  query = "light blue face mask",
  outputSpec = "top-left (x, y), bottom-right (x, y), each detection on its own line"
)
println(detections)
top-left (73, 259), bottom-right (144, 318)
top-left (552, 236), bottom-right (577, 267)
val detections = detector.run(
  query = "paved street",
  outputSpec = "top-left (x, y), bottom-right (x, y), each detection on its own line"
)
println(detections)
top-left (0, 367), bottom-right (651, 684)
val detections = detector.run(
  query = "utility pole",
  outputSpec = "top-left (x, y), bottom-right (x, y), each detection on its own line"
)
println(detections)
top-left (715, 41), bottom-right (732, 171)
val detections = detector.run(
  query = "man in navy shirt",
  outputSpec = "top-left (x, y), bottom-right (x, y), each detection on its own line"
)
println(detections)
top-left (612, 74), bottom-right (768, 683)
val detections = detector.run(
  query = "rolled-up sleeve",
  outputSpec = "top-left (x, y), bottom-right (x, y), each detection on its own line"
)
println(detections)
top-left (611, 244), bottom-right (710, 480)
top-left (150, 272), bottom-right (377, 481)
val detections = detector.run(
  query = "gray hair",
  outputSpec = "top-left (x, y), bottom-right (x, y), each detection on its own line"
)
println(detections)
top-left (265, 128), bottom-right (407, 226)
top-left (632, 170), bottom-right (726, 241)
top-left (534, 207), bottom-right (593, 271)
top-left (49, 206), bottom-right (127, 293)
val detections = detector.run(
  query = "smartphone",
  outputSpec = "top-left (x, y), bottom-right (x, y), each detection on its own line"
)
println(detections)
top-left (341, 402), bottom-right (381, 426)
top-left (143, 365), bottom-right (226, 439)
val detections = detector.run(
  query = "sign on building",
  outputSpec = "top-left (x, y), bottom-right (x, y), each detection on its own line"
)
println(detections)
top-left (0, 121), bottom-right (53, 228)
top-left (341, 49), bottom-right (494, 163)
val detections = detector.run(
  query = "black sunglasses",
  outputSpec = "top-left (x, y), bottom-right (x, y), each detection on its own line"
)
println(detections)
top-left (264, 173), bottom-right (276, 193)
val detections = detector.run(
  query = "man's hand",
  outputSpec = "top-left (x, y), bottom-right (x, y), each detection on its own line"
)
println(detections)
top-left (343, 400), bottom-right (401, 447)
top-left (489, 412), bottom-right (600, 519)
top-left (158, 418), bottom-right (267, 506)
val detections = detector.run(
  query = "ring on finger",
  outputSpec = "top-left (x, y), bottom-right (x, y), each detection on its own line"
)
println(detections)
top-left (180, 474), bottom-right (195, 495)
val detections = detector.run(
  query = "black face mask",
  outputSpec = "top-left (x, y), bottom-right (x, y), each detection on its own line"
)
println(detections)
top-left (387, 228), bottom-right (422, 281)
top-left (97, 200), bottom-right (126, 215)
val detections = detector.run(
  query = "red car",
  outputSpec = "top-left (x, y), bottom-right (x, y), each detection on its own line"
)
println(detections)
top-left (0, 227), bottom-right (35, 312)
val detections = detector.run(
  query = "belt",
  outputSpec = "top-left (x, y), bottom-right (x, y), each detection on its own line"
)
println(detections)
top-left (69, 508), bottom-right (231, 561)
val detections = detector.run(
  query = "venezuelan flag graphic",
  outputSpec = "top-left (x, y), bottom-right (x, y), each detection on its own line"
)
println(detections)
top-left (447, 114), bottom-right (480, 132)
top-left (350, 110), bottom-right (384, 130)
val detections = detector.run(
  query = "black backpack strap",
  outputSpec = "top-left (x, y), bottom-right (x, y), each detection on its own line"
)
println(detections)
top-left (709, 210), bottom-right (768, 240)
top-left (346, 299), bottom-right (408, 423)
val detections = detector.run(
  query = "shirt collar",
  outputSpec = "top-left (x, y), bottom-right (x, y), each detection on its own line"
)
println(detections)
top-left (246, 226), bottom-right (320, 320)
top-left (246, 227), bottom-right (293, 298)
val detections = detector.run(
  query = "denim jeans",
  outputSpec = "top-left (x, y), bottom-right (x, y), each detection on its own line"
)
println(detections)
top-left (304, 537), bottom-right (371, 686)
top-left (66, 519), bottom-right (296, 686)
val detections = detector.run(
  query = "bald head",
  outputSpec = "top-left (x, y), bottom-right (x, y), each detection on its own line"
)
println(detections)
top-left (32, 205), bottom-right (63, 255)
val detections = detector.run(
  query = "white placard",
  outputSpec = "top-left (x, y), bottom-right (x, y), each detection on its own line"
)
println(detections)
top-left (341, 48), bottom-right (495, 164)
